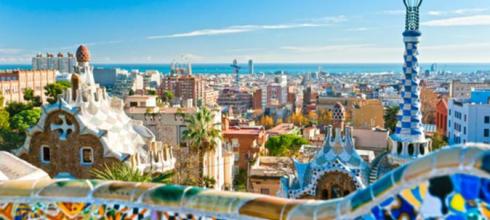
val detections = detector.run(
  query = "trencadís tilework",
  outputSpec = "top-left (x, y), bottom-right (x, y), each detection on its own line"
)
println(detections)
top-left (0, 144), bottom-right (489, 219)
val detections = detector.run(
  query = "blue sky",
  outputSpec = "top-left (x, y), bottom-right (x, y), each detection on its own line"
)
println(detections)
top-left (1, 0), bottom-right (490, 64)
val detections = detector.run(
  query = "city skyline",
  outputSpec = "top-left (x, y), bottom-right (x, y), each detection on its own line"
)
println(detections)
top-left (1, 0), bottom-right (490, 64)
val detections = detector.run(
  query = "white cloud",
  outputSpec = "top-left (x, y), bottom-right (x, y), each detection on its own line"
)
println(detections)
top-left (227, 48), bottom-right (264, 52)
top-left (147, 16), bottom-right (346, 39)
top-left (428, 11), bottom-right (444, 16)
top-left (0, 48), bottom-right (23, 54)
top-left (424, 42), bottom-right (490, 50)
top-left (346, 27), bottom-right (369, 32)
top-left (280, 44), bottom-right (374, 53)
top-left (381, 10), bottom-right (405, 15)
top-left (423, 15), bottom-right (490, 27)
top-left (57, 40), bottom-right (124, 50)
top-left (427, 8), bottom-right (488, 16)
top-left (0, 56), bottom-right (30, 64)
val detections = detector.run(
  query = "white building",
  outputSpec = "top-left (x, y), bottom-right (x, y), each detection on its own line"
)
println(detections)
top-left (448, 89), bottom-right (490, 145)
top-left (32, 53), bottom-right (77, 73)
top-left (93, 68), bottom-right (129, 88)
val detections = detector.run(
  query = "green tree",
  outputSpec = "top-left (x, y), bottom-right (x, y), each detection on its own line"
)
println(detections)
top-left (10, 109), bottom-right (41, 133)
top-left (0, 92), bottom-right (27, 152)
top-left (128, 89), bottom-right (135, 96)
top-left (202, 176), bottom-right (216, 188)
top-left (23, 88), bottom-right (34, 101)
top-left (0, 129), bottom-right (25, 152)
top-left (0, 109), bottom-right (9, 130)
top-left (265, 134), bottom-right (309, 156)
top-left (22, 88), bottom-right (42, 107)
top-left (233, 169), bottom-right (248, 192)
top-left (161, 91), bottom-right (174, 103)
top-left (0, 93), bottom-right (9, 130)
top-left (182, 107), bottom-right (221, 186)
top-left (384, 106), bottom-right (400, 132)
top-left (90, 162), bottom-right (174, 183)
top-left (57, 80), bottom-right (72, 88)
top-left (6, 102), bottom-right (33, 116)
top-left (147, 89), bottom-right (157, 95)
top-left (44, 81), bottom-right (71, 104)
top-left (432, 133), bottom-right (448, 151)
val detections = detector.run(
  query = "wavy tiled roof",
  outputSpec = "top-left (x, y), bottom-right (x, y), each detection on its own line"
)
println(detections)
top-left (1, 144), bottom-right (489, 219)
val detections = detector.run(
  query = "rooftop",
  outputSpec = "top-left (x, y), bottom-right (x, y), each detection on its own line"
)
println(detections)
top-left (250, 156), bottom-right (293, 177)
top-left (223, 126), bottom-right (264, 135)
top-left (267, 123), bottom-right (297, 135)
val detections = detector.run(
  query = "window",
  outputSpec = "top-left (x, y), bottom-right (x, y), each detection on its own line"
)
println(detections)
top-left (234, 152), bottom-right (240, 162)
top-left (408, 144), bottom-right (414, 156)
top-left (80, 147), bottom-right (94, 165)
top-left (41, 145), bottom-right (50, 163)
top-left (397, 142), bottom-right (403, 155)
top-left (485, 116), bottom-right (490, 124)
top-left (485, 129), bottom-right (490, 138)
top-left (260, 188), bottom-right (270, 195)
top-left (130, 102), bottom-right (138, 107)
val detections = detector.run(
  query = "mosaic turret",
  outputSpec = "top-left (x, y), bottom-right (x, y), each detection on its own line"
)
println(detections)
top-left (332, 102), bottom-right (345, 130)
top-left (280, 104), bottom-right (369, 200)
top-left (388, 0), bottom-right (431, 165)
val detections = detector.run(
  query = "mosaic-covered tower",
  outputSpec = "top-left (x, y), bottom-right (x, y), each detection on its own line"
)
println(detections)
top-left (389, 0), bottom-right (432, 165)
top-left (370, 0), bottom-right (432, 182)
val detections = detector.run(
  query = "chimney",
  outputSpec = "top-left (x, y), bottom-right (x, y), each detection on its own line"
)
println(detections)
top-left (222, 115), bottom-right (230, 131)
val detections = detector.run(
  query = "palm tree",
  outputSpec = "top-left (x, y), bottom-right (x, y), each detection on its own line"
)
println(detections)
top-left (90, 162), bottom-right (173, 184)
top-left (182, 107), bottom-right (221, 186)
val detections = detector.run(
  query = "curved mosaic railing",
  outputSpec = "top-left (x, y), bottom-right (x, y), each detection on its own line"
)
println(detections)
top-left (0, 144), bottom-right (489, 219)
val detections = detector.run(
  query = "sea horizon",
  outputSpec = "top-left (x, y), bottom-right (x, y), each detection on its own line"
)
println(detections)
top-left (1, 62), bottom-right (490, 74)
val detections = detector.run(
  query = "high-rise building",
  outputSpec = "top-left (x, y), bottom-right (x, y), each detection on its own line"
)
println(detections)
top-left (231, 59), bottom-right (240, 89)
top-left (266, 74), bottom-right (288, 107)
top-left (435, 98), bottom-right (448, 137)
top-left (160, 75), bottom-right (206, 107)
top-left (252, 89), bottom-right (262, 111)
top-left (248, 59), bottom-right (254, 75)
top-left (447, 89), bottom-right (490, 145)
top-left (217, 88), bottom-right (253, 114)
top-left (449, 80), bottom-right (490, 99)
top-left (93, 68), bottom-right (129, 89)
top-left (32, 52), bottom-right (76, 73)
top-left (0, 69), bottom-right (56, 105)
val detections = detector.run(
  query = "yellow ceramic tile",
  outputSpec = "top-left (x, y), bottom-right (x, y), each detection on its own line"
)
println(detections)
top-left (38, 179), bottom-right (92, 198)
top-left (238, 196), bottom-right (289, 220)
top-left (92, 181), bottom-right (140, 201)
top-left (434, 148), bottom-right (461, 170)
top-left (0, 180), bottom-right (37, 197)
top-left (403, 155), bottom-right (433, 181)
top-left (285, 200), bottom-right (322, 220)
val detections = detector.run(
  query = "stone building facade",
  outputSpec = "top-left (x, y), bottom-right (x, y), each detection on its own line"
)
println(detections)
top-left (0, 69), bottom-right (56, 105)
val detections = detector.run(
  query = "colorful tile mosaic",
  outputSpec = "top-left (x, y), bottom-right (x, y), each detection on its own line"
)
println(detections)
top-left (0, 144), bottom-right (489, 219)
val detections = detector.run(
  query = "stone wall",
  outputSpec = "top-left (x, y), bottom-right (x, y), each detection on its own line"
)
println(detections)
top-left (20, 110), bottom-right (119, 178)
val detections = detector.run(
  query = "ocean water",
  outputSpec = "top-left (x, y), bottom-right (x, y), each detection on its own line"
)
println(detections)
top-left (1, 63), bottom-right (490, 74)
